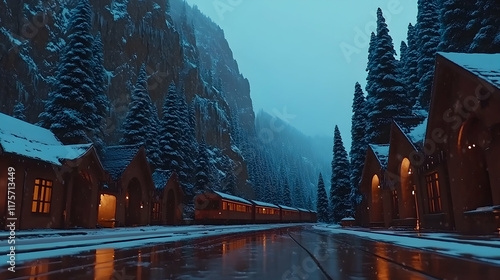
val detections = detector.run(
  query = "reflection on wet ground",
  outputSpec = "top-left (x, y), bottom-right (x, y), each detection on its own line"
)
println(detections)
top-left (4, 226), bottom-right (500, 280)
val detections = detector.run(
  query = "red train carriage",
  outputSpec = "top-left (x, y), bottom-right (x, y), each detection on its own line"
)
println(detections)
top-left (297, 208), bottom-right (312, 222)
top-left (309, 210), bottom-right (318, 223)
top-left (279, 205), bottom-right (301, 222)
top-left (250, 200), bottom-right (281, 223)
top-left (195, 191), bottom-right (253, 224)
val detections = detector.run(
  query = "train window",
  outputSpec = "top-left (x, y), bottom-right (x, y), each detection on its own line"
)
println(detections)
top-left (228, 203), bottom-right (234, 211)
top-left (222, 201), bottom-right (227, 210)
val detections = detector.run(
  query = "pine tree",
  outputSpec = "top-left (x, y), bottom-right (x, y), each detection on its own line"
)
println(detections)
top-left (366, 8), bottom-right (411, 144)
top-left (13, 101), bottom-right (26, 121)
top-left (159, 82), bottom-right (189, 185)
top-left (282, 179), bottom-right (292, 206)
top-left (416, 0), bottom-right (441, 110)
top-left (38, 0), bottom-right (97, 144)
top-left (120, 65), bottom-right (161, 168)
top-left (194, 139), bottom-right (211, 194)
top-left (470, 0), bottom-right (500, 53)
top-left (330, 126), bottom-right (351, 223)
top-left (89, 32), bottom-right (110, 152)
top-left (177, 85), bottom-right (198, 182)
top-left (349, 83), bottom-right (367, 209)
top-left (439, 0), bottom-right (478, 52)
top-left (365, 32), bottom-right (377, 96)
top-left (294, 179), bottom-right (305, 208)
top-left (402, 24), bottom-right (420, 108)
top-left (316, 173), bottom-right (329, 223)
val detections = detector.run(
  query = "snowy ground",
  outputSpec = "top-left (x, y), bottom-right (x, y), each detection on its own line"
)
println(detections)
top-left (314, 224), bottom-right (500, 266)
top-left (1, 223), bottom-right (307, 265)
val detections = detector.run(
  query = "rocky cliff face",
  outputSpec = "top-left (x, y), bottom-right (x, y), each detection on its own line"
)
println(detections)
top-left (0, 0), bottom-right (255, 196)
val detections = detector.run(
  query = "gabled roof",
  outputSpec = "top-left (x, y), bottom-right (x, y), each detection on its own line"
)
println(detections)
top-left (101, 144), bottom-right (141, 180)
top-left (0, 113), bottom-right (92, 165)
top-left (214, 191), bottom-right (252, 205)
top-left (439, 52), bottom-right (500, 90)
top-left (152, 169), bottom-right (173, 190)
top-left (369, 144), bottom-right (390, 169)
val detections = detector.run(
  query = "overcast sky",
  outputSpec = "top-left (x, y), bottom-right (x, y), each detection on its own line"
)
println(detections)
top-left (185, 0), bottom-right (417, 150)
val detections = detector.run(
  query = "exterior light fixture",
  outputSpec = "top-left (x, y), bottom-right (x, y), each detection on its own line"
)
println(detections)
top-left (126, 195), bottom-right (129, 200)
top-left (140, 202), bottom-right (144, 209)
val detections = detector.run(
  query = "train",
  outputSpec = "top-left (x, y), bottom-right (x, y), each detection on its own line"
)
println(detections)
top-left (194, 191), bottom-right (317, 224)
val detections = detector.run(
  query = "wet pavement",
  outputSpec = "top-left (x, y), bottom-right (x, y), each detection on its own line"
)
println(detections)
top-left (3, 225), bottom-right (500, 279)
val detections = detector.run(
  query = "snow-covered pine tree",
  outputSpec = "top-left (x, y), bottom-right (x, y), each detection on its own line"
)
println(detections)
top-left (221, 156), bottom-right (237, 194)
top-left (282, 179), bottom-right (292, 206)
top-left (176, 85), bottom-right (198, 181)
top-left (316, 173), bottom-right (329, 223)
top-left (402, 23), bottom-right (420, 108)
top-left (89, 32), bottom-right (110, 153)
top-left (366, 8), bottom-right (411, 144)
top-left (38, 0), bottom-right (96, 144)
top-left (194, 139), bottom-right (211, 194)
top-left (294, 179), bottom-right (305, 208)
top-left (439, 0), bottom-right (478, 52)
top-left (416, 0), bottom-right (441, 110)
top-left (120, 64), bottom-right (161, 168)
top-left (469, 0), bottom-right (500, 53)
top-left (330, 126), bottom-right (351, 223)
top-left (13, 101), bottom-right (26, 121)
top-left (349, 82), bottom-right (367, 209)
top-left (159, 82), bottom-right (189, 185)
top-left (365, 32), bottom-right (377, 97)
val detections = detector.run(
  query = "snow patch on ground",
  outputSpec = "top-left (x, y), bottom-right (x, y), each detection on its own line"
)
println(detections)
top-left (314, 225), bottom-right (500, 266)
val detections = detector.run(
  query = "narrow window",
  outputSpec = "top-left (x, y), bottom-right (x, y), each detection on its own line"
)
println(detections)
top-left (426, 172), bottom-right (442, 213)
top-left (32, 179), bottom-right (52, 214)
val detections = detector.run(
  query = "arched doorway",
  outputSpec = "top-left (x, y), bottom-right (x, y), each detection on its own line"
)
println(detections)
top-left (370, 174), bottom-right (384, 223)
top-left (125, 178), bottom-right (142, 226)
top-left (457, 119), bottom-right (493, 209)
top-left (400, 158), bottom-right (416, 219)
top-left (166, 189), bottom-right (176, 225)
top-left (98, 194), bottom-right (117, 228)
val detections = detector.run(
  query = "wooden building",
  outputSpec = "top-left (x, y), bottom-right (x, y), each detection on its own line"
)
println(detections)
top-left (0, 113), bottom-right (107, 229)
top-left (101, 145), bottom-right (155, 227)
top-left (421, 53), bottom-right (500, 234)
top-left (151, 170), bottom-right (184, 225)
top-left (357, 144), bottom-right (390, 227)
top-left (357, 53), bottom-right (500, 234)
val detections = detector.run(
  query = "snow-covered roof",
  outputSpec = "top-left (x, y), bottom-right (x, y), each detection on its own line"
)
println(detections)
top-left (214, 191), bottom-right (252, 205)
top-left (369, 144), bottom-right (390, 169)
top-left (0, 113), bottom-right (92, 165)
top-left (250, 200), bottom-right (279, 208)
top-left (152, 169), bottom-right (173, 190)
top-left (439, 52), bottom-right (500, 90)
top-left (407, 118), bottom-right (428, 146)
top-left (297, 207), bottom-right (311, 212)
top-left (278, 205), bottom-right (299, 211)
top-left (101, 145), bottom-right (141, 180)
